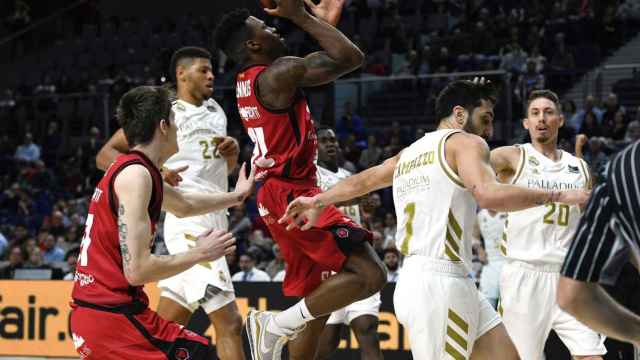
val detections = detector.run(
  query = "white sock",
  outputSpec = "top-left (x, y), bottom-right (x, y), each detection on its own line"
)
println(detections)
top-left (269, 299), bottom-right (315, 335)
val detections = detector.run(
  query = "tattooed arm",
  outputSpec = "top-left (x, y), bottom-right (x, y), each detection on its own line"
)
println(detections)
top-left (114, 164), bottom-right (236, 286)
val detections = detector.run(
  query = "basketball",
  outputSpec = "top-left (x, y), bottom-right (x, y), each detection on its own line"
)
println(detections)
top-left (260, 0), bottom-right (277, 9)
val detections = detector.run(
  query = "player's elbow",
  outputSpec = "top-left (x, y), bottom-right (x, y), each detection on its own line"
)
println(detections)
top-left (171, 201), bottom-right (194, 218)
top-left (556, 276), bottom-right (583, 317)
top-left (124, 268), bottom-right (146, 287)
top-left (473, 187), bottom-right (496, 210)
top-left (345, 49), bottom-right (365, 72)
top-left (95, 150), bottom-right (110, 171)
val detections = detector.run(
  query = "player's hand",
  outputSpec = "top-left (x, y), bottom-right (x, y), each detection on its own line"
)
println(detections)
top-left (162, 165), bottom-right (188, 186)
top-left (233, 162), bottom-right (256, 202)
top-left (278, 195), bottom-right (323, 230)
top-left (217, 136), bottom-right (240, 159)
top-left (195, 229), bottom-right (236, 262)
top-left (263, 0), bottom-right (307, 21)
top-left (576, 134), bottom-right (588, 148)
top-left (303, 0), bottom-right (345, 26)
top-left (558, 189), bottom-right (591, 207)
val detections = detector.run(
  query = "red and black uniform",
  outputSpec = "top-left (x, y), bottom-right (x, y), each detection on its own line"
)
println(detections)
top-left (236, 65), bottom-right (371, 296)
top-left (69, 151), bottom-right (212, 359)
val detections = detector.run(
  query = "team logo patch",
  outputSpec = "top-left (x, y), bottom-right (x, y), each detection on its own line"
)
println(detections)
top-left (567, 165), bottom-right (580, 174)
top-left (175, 103), bottom-right (186, 112)
top-left (336, 228), bottom-right (349, 238)
top-left (219, 270), bottom-right (227, 283)
top-left (207, 104), bottom-right (217, 112)
top-left (528, 156), bottom-right (540, 166)
top-left (174, 348), bottom-right (190, 360)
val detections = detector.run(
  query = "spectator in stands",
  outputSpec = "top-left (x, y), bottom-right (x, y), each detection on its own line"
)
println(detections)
top-left (358, 134), bottom-right (383, 169)
top-left (81, 127), bottom-right (104, 163)
top-left (63, 247), bottom-right (79, 280)
top-left (47, 210), bottom-right (67, 237)
top-left (562, 99), bottom-right (578, 125)
top-left (383, 213), bottom-right (396, 247)
top-left (514, 59), bottom-right (545, 103)
top-left (603, 110), bottom-right (628, 140)
top-left (231, 253), bottom-right (270, 282)
top-left (622, 120), bottom-right (640, 145)
top-left (42, 121), bottom-right (62, 166)
top-left (528, 45), bottom-right (547, 74)
top-left (580, 111), bottom-right (603, 138)
top-left (229, 205), bottom-right (251, 241)
top-left (575, 135), bottom-right (609, 183)
top-left (10, 223), bottom-right (29, 246)
top-left (601, 93), bottom-right (626, 126)
top-left (23, 237), bottom-right (37, 258)
top-left (265, 243), bottom-right (285, 279)
top-left (569, 94), bottom-right (604, 131)
top-left (21, 247), bottom-right (63, 279)
top-left (14, 133), bottom-right (40, 162)
top-left (42, 233), bottom-right (64, 264)
top-left (1, 245), bottom-right (24, 279)
top-left (549, 37), bottom-right (576, 71)
top-left (226, 251), bottom-right (239, 276)
top-left (336, 101), bottom-right (365, 142)
top-left (383, 248), bottom-right (400, 282)
top-left (499, 42), bottom-right (528, 74)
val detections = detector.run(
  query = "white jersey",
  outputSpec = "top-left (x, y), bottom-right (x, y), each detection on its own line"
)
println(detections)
top-left (477, 210), bottom-right (507, 264)
top-left (393, 129), bottom-right (476, 269)
top-left (164, 98), bottom-right (228, 195)
top-left (502, 143), bottom-right (590, 265)
top-left (317, 166), bottom-right (361, 223)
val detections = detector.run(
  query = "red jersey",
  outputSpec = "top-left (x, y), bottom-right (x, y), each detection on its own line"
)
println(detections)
top-left (71, 151), bottom-right (163, 307)
top-left (236, 64), bottom-right (317, 182)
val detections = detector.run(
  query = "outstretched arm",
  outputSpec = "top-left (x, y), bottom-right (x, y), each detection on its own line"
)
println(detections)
top-left (557, 277), bottom-right (640, 347)
top-left (259, 0), bottom-right (364, 109)
top-left (279, 153), bottom-right (400, 230)
top-left (453, 133), bottom-right (589, 211)
top-left (162, 163), bottom-right (255, 217)
top-left (114, 165), bottom-right (236, 286)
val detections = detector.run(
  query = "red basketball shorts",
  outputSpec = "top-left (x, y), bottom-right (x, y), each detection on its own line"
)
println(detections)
top-left (70, 302), bottom-right (213, 359)
top-left (257, 177), bottom-right (372, 296)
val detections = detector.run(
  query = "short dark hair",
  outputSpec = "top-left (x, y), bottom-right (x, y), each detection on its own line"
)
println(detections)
top-left (169, 46), bottom-right (212, 82)
top-left (435, 80), bottom-right (498, 122)
top-left (526, 90), bottom-right (560, 113)
top-left (213, 8), bottom-right (252, 64)
top-left (383, 247), bottom-right (400, 257)
top-left (315, 124), bottom-right (334, 134)
top-left (116, 86), bottom-right (171, 147)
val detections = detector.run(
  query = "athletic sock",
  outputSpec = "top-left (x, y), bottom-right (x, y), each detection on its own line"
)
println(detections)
top-left (269, 299), bottom-right (315, 335)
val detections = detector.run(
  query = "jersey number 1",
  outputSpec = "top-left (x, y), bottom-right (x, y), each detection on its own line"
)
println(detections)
top-left (400, 202), bottom-right (416, 255)
top-left (78, 214), bottom-right (94, 266)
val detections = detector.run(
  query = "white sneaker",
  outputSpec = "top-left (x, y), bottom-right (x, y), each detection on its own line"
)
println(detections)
top-left (246, 310), bottom-right (290, 360)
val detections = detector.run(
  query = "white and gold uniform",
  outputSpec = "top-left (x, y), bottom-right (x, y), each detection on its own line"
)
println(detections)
top-left (317, 166), bottom-right (381, 325)
top-left (477, 210), bottom-right (507, 308)
top-left (392, 129), bottom-right (500, 359)
top-left (157, 98), bottom-right (236, 314)
top-left (500, 143), bottom-right (605, 359)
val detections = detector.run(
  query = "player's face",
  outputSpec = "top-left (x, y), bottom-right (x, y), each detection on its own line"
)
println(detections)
top-left (180, 58), bottom-right (214, 99)
top-left (464, 99), bottom-right (495, 139)
top-left (524, 98), bottom-right (563, 144)
top-left (317, 129), bottom-right (339, 165)
top-left (246, 16), bottom-right (288, 60)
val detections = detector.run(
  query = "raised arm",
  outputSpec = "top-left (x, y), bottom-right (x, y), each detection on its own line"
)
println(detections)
top-left (279, 153), bottom-right (400, 230)
top-left (452, 133), bottom-right (589, 212)
top-left (96, 128), bottom-right (129, 171)
top-left (259, 0), bottom-right (364, 108)
top-left (162, 163), bottom-right (255, 217)
top-left (114, 165), bottom-right (236, 286)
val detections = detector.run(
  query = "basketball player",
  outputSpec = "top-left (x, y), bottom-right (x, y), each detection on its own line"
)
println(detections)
top-left (95, 47), bottom-right (246, 360)
top-left (214, 1), bottom-right (387, 359)
top-left (281, 80), bottom-right (591, 359)
top-left (558, 140), bottom-right (640, 346)
top-left (489, 90), bottom-right (605, 360)
top-left (314, 125), bottom-right (382, 360)
top-left (70, 86), bottom-right (254, 359)
top-left (474, 209), bottom-right (507, 309)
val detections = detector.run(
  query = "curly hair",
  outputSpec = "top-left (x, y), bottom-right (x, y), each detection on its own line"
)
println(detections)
top-left (213, 8), bottom-right (252, 64)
